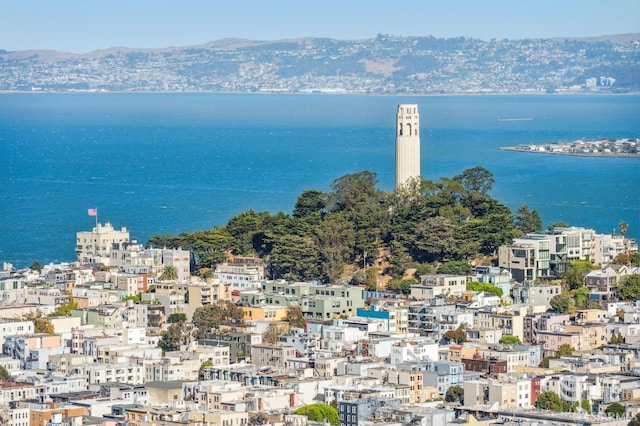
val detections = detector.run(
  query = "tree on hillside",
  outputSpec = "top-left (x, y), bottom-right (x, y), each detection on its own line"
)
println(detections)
top-left (563, 266), bottom-right (586, 290)
top-left (616, 274), bottom-right (640, 301)
top-left (293, 189), bottom-right (327, 223)
top-left (454, 166), bottom-right (495, 194)
top-left (293, 403), bottom-right (339, 425)
top-left (550, 292), bottom-right (574, 314)
top-left (438, 260), bottom-right (472, 275)
top-left (315, 211), bottom-right (355, 282)
top-left (268, 234), bottom-right (320, 280)
top-left (514, 204), bottom-right (543, 234)
top-left (192, 301), bottom-right (245, 338)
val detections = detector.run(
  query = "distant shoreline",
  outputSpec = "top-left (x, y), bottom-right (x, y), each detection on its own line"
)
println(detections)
top-left (499, 144), bottom-right (639, 158)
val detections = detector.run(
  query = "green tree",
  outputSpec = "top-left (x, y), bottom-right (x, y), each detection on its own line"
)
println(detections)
top-left (364, 267), bottom-right (379, 291)
top-left (550, 292), bottom-right (575, 314)
top-left (547, 221), bottom-right (569, 232)
top-left (445, 385), bottom-right (464, 403)
top-left (454, 166), bottom-right (495, 194)
top-left (293, 403), bottom-right (339, 425)
top-left (563, 267), bottom-right (586, 290)
top-left (438, 260), bottom-right (472, 275)
top-left (400, 278), bottom-right (418, 294)
top-left (581, 398), bottom-right (592, 414)
top-left (604, 402), bottom-right (625, 418)
top-left (572, 286), bottom-right (591, 310)
top-left (192, 301), bottom-right (245, 338)
top-left (467, 281), bottom-right (503, 297)
top-left (315, 212), bottom-right (354, 282)
top-left (285, 305), bottom-right (306, 329)
top-left (616, 274), bottom-right (640, 301)
top-left (0, 365), bottom-right (10, 380)
top-left (30, 260), bottom-right (43, 272)
top-left (499, 335), bottom-right (522, 345)
top-left (158, 323), bottom-right (187, 352)
top-left (557, 343), bottom-right (575, 357)
top-left (534, 391), bottom-right (567, 411)
top-left (630, 251), bottom-right (640, 266)
top-left (168, 313), bottom-right (187, 324)
top-left (412, 216), bottom-right (456, 262)
top-left (514, 204), bottom-right (543, 234)
top-left (160, 265), bottom-right (179, 280)
top-left (293, 190), bottom-right (327, 223)
top-left (268, 234), bottom-right (320, 280)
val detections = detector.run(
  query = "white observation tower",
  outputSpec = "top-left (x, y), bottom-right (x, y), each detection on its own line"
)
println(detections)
top-left (395, 104), bottom-right (421, 190)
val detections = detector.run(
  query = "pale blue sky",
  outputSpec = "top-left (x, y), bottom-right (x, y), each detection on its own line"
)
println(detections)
top-left (2, 0), bottom-right (639, 53)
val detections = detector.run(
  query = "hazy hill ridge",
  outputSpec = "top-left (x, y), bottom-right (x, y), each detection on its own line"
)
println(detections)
top-left (1, 34), bottom-right (638, 94)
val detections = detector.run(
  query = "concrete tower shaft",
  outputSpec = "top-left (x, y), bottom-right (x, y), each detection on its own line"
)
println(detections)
top-left (395, 104), bottom-right (421, 190)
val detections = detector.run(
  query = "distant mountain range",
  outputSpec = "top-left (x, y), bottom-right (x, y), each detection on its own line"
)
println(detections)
top-left (1, 34), bottom-right (639, 94)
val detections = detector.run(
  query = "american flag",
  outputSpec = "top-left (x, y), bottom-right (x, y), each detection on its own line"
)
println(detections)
top-left (87, 208), bottom-right (98, 217)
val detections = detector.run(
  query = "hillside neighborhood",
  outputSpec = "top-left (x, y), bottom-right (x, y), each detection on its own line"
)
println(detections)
top-left (0, 221), bottom-right (639, 426)
top-left (1, 34), bottom-right (638, 94)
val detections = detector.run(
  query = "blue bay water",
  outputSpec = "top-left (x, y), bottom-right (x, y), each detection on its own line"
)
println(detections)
top-left (1, 93), bottom-right (638, 268)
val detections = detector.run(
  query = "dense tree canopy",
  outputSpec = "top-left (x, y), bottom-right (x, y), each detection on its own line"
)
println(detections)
top-left (293, 404), bottom-right (339, 425)
top-left (616, 274), bottom-right (640, 301)
top-left (467, 281), bottom-right (503, 297)
top-left (514, 204), bottom-right (542, 234)
top-left (148, 167), bottom-right (521, 282)
top-left (534, 391), bottom-right (571, 411)
top-left (192, 301), bottom-right (245, 338)
top-left (499, 335), bottom-right (522, 345)
top-left (445, 385), bottom-right (464, 403)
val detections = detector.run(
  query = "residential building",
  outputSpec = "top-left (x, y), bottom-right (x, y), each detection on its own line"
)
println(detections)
top-left (75, 222), bottom-right (130, 265)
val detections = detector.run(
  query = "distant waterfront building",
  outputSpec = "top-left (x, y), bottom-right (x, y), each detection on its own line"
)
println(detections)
top-left (395, 104), bottom-right (421, 190)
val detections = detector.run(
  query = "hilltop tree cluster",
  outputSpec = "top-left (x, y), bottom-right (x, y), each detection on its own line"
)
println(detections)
top-left (149, 167), bottom-right (539, 283)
